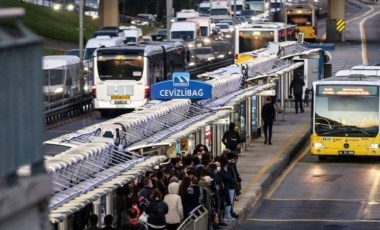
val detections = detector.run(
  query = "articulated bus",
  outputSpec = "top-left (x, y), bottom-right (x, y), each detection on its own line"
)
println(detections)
top-left (284, 4), bottom-right (316, 41)
top-left (235, 22), bottom-right (296, 63)
top-left (92, 41), bottom-right (187, 116)
top-left (311, 68), bottom-right (380, 160)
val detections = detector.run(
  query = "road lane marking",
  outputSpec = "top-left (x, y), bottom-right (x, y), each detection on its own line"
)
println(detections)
top-left (363, 169), bottom-right (380, 219)
top-left (268, 198), bottom-right (364, 202)
top-left (265, 145), bottom-right (309, 199)
top-left (245, 218), bottom-right (380, 223)
top-left (240, 121), bottom-right (309, 195)
top-left (359, 6), bottom-right (380, 65)
top-left (347, 5), bottom-right (374, 23)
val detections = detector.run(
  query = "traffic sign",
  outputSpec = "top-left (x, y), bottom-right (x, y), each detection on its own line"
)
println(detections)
top-left (336, 19), bottom-right (345, 32)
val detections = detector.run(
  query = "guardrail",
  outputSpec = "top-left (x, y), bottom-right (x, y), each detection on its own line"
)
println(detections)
top-left (178, 205), bottom-right (209, 230)
top-left (44, 94), bottom-right (93, 126)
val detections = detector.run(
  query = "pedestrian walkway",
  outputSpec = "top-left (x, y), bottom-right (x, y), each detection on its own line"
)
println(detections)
top-left (224, 105), bottom-right (311, 229)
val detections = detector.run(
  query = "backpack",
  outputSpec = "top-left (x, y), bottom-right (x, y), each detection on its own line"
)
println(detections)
top-left (226, 131), bottom-right (239, 149)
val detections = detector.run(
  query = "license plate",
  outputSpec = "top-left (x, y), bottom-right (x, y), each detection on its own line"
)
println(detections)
top-left (338, 151), bottom-right (354, 155)
top-left (111, 95), bottom-right (130, 100)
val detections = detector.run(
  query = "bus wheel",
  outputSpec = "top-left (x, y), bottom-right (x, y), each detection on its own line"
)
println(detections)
top-left (318, 156), bottom-right (327, 161)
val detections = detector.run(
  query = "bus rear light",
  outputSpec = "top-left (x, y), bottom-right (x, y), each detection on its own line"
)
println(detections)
top-left (144, 85), bottom-right (150, 99)
top-left (92, 86), bottom-right (96, 98)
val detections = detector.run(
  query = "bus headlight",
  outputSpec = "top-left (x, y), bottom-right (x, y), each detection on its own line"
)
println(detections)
top-left (54, 87), bottom-right (64, 94)
top-left (369, 144), bottom-right (379, 149)
top-left (312, 142), bottom-right (324, 149)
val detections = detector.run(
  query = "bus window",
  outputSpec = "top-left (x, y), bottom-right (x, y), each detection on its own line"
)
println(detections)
top-left (153, 62), bottom-right (164, 83)
top-left (239, 30), bottom-right (275, 52)
top-left (288, 14), bottom-right (312, 26)
top-left (97, 54), bottom-right (144, 80)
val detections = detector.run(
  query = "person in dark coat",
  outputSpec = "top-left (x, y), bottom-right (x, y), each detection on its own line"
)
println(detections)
top-left (85, 214), bottom-right (100, 230)
top-left (261, 97), bottom-right (276, 145)
top-left (179, 176), bottom-right (204, 218)
top-left (222, 122), bottom-right (241, 154)
top-left (145, 188), bottom-right (169, 230)
top-left (290, 74), bottom-right (305, 113)
top-left (101, 215), bottom-right (116, 230)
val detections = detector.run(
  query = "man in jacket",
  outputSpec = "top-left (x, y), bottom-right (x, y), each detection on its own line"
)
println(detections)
top-left (290, 74), bottom-right (305, 113)
top-left (261, 97), bottom-right (276, 145)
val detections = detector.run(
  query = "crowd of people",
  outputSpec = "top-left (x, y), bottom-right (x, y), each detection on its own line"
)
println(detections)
top-left (83, 138), bottom-right (243, 230)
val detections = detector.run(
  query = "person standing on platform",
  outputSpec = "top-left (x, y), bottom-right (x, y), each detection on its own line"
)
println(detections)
top-left (290, 74), bottom-right (305, 113)
top-left (222, 122), bottom-right (241, 154)
top-left (261, 97), bottom-right (276, 145)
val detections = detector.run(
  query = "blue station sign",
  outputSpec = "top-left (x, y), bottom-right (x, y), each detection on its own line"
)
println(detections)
top-left (151, 72), bottom-right (212, 100)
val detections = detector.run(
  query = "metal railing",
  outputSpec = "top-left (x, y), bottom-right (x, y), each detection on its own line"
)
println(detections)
top-left (178, 205), bottom-right (209, 230)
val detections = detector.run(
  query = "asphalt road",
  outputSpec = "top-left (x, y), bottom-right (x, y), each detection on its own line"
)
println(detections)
top-left (240, 145), bottom-right (380, 229)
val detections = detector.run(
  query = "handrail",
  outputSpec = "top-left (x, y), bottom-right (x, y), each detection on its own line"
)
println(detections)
top-left (177, 205), bottom-right (209, 230)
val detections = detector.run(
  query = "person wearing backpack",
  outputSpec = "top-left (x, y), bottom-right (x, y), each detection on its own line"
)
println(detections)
top-left (222, 122), bottom-right (241, 154)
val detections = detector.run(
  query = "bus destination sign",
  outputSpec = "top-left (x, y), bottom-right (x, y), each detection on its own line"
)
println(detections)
top-left (318, 85), bottom-right (378, 96)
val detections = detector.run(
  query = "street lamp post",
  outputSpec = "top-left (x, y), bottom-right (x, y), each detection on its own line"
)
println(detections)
top-left (79, 0), bottom-right (84, 65)
top-left (233, 0), bottom-right (237, 57)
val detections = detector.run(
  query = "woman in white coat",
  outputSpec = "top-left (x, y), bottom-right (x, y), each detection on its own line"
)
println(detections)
top-left (164, 182), bottom-right (184, 230)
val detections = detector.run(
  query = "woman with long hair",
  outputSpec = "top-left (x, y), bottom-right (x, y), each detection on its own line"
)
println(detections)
top-left (145, 188), bottom-right (168, 230)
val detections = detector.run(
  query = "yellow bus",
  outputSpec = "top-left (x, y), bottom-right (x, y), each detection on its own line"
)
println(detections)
top-left (311, 68), bottom-right (380, 160)
top-left (234, 22), bottom-right (296, 63)
top-left (285, 4), bottom-right (316, 41)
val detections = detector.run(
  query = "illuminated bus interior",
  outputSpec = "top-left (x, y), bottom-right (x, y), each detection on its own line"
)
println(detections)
top-left (96, 49), bottom-right (144, 81)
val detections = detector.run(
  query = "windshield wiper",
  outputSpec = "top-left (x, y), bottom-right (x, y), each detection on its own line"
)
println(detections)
top-left (346, 127), bottom-right (372, 136)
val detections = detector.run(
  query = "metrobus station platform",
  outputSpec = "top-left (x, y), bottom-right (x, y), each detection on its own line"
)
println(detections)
top-left (226, 106), bottom-right (311, 229)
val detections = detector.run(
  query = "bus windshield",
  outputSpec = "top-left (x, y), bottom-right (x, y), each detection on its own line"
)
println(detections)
top-left (315, 94), bottom-right (379, 137)
top-left (287, 15), bottom-right (313, 26)
top-left (171, 31), bottom-right (194, 41)
top-left (97, 52), bottom-right (144, 80)
top-left (239, 30), bottom-right (275, 52)
top-left (44, 69), bottom-right (64, 86)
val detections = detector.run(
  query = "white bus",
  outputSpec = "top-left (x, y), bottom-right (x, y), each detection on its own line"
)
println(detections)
top-left (92, 41), bottom-right (188, 116)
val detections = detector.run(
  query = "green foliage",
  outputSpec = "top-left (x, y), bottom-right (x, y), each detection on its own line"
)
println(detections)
top-left (44, 49), bottom-right (64, 55)
top-left (0, 0), bottom-right (99, 43)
